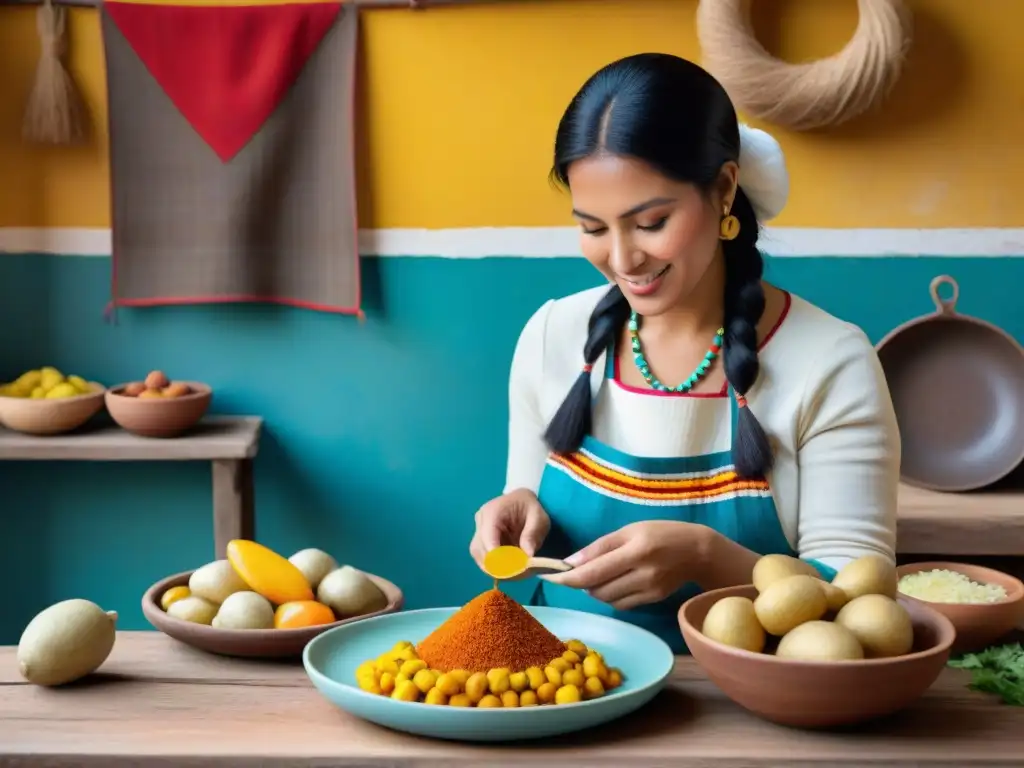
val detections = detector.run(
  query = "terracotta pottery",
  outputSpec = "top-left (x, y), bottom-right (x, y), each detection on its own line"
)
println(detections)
top-left (896, 561), bottom-right (1024, 653)
top-left (0, 383), bottom-right (106, 435)
top-left (678, 584), bottom-right (955, 728)
top-left (142, 569), bottom-right (404, 658)
top-left (105, 382), bottom-right (212, 437)
top-left (875, 275), bottom-right (1024, 491)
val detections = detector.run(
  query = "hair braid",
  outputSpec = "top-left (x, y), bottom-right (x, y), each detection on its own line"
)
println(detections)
top-left (722, 188), bottom-right (774, 477)
top-left (543, 285), bottom-right (630, 454)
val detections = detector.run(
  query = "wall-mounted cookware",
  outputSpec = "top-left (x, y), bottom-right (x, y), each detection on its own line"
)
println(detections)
top-left (875, 275), bottom-right (1024, 492)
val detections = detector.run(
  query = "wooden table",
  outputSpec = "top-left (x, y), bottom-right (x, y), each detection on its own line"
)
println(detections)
top-left (1, 632), bottom-right (1021, 767)
top-left (0, 416), bottom-right (262, 556)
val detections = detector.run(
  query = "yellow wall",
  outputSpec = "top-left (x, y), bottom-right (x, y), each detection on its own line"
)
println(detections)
top-left (0, 0), bottom-right (1019, 230)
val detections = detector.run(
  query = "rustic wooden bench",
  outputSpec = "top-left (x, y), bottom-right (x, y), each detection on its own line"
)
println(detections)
top-left (0, 415), bottom-right (262, 555)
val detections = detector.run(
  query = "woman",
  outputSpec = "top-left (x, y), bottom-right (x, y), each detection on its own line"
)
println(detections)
top-left (469, 53), bottom-right (900, 652)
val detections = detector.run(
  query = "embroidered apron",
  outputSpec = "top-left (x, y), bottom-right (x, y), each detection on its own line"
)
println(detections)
top-left (531, 351), bottom-right (826, 654)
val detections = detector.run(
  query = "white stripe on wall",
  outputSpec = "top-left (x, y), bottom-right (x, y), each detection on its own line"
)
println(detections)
top-left (1, 226), bottom-right (1023, 259)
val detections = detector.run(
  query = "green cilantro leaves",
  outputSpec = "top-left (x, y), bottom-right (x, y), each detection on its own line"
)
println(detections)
top-left (948, 643), bottom-right (1024, 706)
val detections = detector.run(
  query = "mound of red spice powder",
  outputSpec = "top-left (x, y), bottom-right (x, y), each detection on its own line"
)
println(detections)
top-left (416, 589), bottom-right (567, 673)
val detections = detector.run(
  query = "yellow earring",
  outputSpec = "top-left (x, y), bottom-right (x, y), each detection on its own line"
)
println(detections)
top-left (720, 210), bottom-right (740, 241)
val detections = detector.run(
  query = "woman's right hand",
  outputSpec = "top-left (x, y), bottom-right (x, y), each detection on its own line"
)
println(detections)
top-left (469, 488), bottom-right (551, 570)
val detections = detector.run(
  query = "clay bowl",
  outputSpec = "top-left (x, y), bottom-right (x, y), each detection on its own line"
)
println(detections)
top-left (105, 381), bottom-right (212, 437)
top-left (0, 382), bottom-right (106, 435)
top-left (678, 585), bottom-right (956, 728)
top-left (896, 562), bottom-right (1024, 653)
top-left (142, 569), bottom-right (404, 658)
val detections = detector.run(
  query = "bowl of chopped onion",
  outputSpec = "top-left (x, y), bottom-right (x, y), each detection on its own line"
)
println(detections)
top-left (896, 562), bottom-right (1024, 652)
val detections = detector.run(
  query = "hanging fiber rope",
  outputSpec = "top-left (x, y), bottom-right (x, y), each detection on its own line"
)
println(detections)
top-left (696, 0), bottom-right (913, 131)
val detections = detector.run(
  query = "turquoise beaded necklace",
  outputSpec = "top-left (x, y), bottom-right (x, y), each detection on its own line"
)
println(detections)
top-left (628, 311), bottom-right (724, 393)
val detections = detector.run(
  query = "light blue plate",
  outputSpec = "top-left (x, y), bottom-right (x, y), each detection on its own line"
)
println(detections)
top-left (302, 605), bottom-right (675, 742)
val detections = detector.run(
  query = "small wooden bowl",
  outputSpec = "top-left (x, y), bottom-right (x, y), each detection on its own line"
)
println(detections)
top-left (142, 569), bottom-right (404, 658)
top-left (105, 381), bottom-right (212, 438)
top-left (0, 383), bottom-right (106, 435)
top-left (896, 561), bottom-right (1024, 652)
top-left (679, 584), bottom-right (955, 728)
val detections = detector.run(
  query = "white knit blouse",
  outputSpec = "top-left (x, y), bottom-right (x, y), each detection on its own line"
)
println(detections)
top-left (503, 285), bottom-right (901, 572)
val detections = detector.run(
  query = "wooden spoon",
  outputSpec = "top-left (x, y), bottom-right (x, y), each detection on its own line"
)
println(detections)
top-left (506, 557), bottom-right (574, 581)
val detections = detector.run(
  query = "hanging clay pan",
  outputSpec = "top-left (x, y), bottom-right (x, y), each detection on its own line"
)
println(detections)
top-left (875, 275), bottom-right (1024, 492)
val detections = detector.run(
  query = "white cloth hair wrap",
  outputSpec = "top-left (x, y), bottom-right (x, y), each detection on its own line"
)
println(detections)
top-left (737, 124), bottom-right (789, 222)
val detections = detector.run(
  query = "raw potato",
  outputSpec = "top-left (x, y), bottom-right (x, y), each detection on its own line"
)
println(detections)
top-left (317, 566), bottom-right (387, 617)
top-left (832, 555), bottom-right (898, 600)
top-left (289, 548), bottom-right (339, 591)
top-left (189, 559), bottom-right (249, 604)
top-left (167, 596), bottom-right (219, 625)
top-left (752, 554), bottom-right (820, 594)
top-left (835, 594), bottom-right (914, 658)
top-left (212, 591), bottom-right (274, 630)
top-left (820, 581), bottom-right (850, 612)
top-left (753, 575), bottom-right (828, 636)
top-left (701, 595), bottom-right (765, 653)
top-left (17, 599), bottom-right (118, 686)
top-left (776, 620), bottom-right (864, 662)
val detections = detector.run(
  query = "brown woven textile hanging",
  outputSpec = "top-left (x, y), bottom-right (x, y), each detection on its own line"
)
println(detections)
top-left (101, 0), bottom-right (361, 315)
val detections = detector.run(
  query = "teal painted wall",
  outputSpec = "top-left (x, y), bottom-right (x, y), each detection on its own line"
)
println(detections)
top-left (2, 253), bottom-right (1023, 643)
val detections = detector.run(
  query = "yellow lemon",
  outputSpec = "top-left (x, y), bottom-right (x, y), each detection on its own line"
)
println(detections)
top-left (15, 370), bottom-right (42, 389)
top-left (67, 375), bottom-right (92, 394)
top-left (7, 382), bottom-right (32, 398)
top-left (39, 368), bottom-right (64, 392)
top-left (45, 383), bottom-right (80, 399)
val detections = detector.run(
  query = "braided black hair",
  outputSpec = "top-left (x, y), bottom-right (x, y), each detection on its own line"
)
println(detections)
top-left (542, 53), bottom-right (774, 479)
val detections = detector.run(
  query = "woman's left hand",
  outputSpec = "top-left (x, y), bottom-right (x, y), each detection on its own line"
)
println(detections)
top-left (541, 521), bottom-right (713, 611)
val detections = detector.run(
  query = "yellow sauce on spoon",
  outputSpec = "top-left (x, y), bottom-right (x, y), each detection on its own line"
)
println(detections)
top-left (482, 545), bottom-right (530, 581)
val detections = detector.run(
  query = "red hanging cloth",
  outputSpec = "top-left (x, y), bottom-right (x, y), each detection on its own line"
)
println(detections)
top-left (104, 2), bottom-right (342, 161)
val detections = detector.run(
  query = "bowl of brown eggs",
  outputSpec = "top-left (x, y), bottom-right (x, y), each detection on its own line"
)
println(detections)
top-left (105, 370), bottom-right (212, 437)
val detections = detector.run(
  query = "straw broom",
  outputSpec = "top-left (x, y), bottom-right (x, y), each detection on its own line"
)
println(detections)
top-left (22, 0), bottom-right (88, 145)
